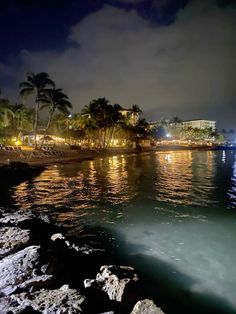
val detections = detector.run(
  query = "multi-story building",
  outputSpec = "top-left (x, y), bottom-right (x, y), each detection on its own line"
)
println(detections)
top-left (149, 119), bottom-right (216, 132)
top-left (180, 119), bottom-right (216, 131)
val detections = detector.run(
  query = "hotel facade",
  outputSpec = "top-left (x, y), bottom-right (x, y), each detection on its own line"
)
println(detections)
top-left (180, 119), bottom-right (216, 131)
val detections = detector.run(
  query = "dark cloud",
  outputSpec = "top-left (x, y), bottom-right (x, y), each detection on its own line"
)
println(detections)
top-left (0, 0), bottom-right (104, 61)
top-left (0, 0), bottom-right (236, 129)
top-left (137, 0), bottom-right (190, 25)
top-left (107, 0), bottom-right (190, 25)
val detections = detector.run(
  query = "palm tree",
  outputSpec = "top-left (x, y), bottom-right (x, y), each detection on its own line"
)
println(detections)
top-left (82, 98), bottom-right (110, 148)
top-left (130, 104), bottom-right (142, 126)
top-left (12, 103), bottom-right (33, 132)
top-left (19, 72), bottom-right (55, 147)
top-left (0, 104), bottom-right (14, 128)
top-left (0, 91), bottom-right (14, 128)
top-left (40, 87), bottom-right (72, 146)
top-left (135, 118), bottom-right (149, 139)
top-left (82, 98), bottom-right (124, 148)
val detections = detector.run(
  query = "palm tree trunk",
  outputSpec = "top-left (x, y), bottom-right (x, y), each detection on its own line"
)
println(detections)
top-left (99, 129), bottom-right (103, 149)
top-left (109, 127), bottom-right (115, 148)
top-left (40, 108), bottom-right (54, 148)
top-left (20, 113), bottom-right (23, 130)
top-left (103, 128), bottom-right (107, 149)
top-left (34, 97), bottom-right (39, 148)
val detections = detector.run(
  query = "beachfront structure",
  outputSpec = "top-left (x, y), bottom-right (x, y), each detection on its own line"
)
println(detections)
top-left (120, 109), bottom-right (139, 126)
top-left (180, 119), bottom-right (216, 131)
top-left (23, 131), bottom-right (67, 146)
top-left (181, 119), bottom-right (216, 131)
top-left (148, 119), bottom-right (216, 132)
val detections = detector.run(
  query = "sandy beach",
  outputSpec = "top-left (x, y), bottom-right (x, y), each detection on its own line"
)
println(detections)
top-left (0, 148), bottom-right (99, 167)
top-left (0, 144), bottom-right (217, 168)
top-left (0, 146), bottom-right (149, 167)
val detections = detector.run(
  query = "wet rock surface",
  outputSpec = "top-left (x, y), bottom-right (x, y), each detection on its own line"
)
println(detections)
top-left (0, 211), bottom-right (165, 314)
top-left (0, 212), bottom-right (35, 225)
top-left (0, 245), bottom-right (53, 296)
top-left (0, 226), bottom-right (30, 258)
top-left (7, 285), bottom-right (86, 314)
top-left (85, 265), bottom-right (140, 303)
top-left (130, 299), bottom-right (165, 314)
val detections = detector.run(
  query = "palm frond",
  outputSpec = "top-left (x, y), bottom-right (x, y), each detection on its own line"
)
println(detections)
top-left (19, 81), bottom-right (34, 89)
top-left (19, 88), bottom-right (34, 98)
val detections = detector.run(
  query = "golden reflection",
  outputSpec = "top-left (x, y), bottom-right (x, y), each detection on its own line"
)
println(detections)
top-left (13, 167), bottom-right (66, 209)
top-left (56, 211), bottom-right (77, 223)
top-left (155, 151), bottom-right (193, 205)
top-left (86, 160), bottom-right (102, 200)
top-left (155, 151), bottom-right (216, 206)
top-left (10, 151), bottom-right (220, 231)
top-left (106, 155), bottom-right (129, 203)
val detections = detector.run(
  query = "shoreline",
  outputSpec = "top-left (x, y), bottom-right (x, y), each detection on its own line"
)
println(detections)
top-left (0, 145), bottom-right (232, 168)
top-left (0, 147), bottom-right (152, 167)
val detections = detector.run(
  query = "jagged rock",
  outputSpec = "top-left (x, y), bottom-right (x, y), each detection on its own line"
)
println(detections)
top-left (130, 299), bottom-right (165, 314)
top-left (0, 227), bottom-right (30, 258)
top-left (0, 211), bottom-right (52, 227)
top-left (7, 285), bottom-right (86, 314)
top-left (0, 212), bottom-right (34, 225)
top-left (0, 296), bottom-right (17, 314)
top-left (51, 232), bottom-right (104, 255)
top-left (85, 265), bottom-right (139, 302)
top-left (0, 245), bottom-right (53, 296)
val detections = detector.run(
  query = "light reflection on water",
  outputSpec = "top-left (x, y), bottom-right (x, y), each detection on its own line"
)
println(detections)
top-left (154, 150), bottom-right (217, 206)
top-left (11, 150), bottom-right (236, 313)
top-left (228, 155), bottom-right (236, 207)
top-left (12, 150), bottom-right (236, 228)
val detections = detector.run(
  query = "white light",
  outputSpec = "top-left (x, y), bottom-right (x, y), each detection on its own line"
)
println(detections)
top-left (166, 133), bottom-right (171, 138)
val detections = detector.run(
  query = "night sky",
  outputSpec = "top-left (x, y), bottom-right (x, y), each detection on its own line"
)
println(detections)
top-left (0, 0), bottom-right (236, 129)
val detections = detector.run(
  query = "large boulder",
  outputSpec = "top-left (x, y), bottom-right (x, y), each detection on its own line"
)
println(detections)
top-left (130, 299), bottom-right (165, 314)
top-left (0, 245), bottom-right (53, 296)
top-left (5, 285), bottom-right (86, 314)
top-left (0, 227), bottom-right (30, 258)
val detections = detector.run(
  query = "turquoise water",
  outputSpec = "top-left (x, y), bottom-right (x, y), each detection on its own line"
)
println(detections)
top-left (7, 150), bottom-right (236, 313)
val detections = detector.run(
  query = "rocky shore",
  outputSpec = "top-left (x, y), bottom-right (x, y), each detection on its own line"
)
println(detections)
top-left (0, 210), bottom-right (165, 314)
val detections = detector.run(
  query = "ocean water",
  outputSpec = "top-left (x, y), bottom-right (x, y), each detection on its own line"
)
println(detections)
top-left (3, 150), bottom-right (236, 314)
